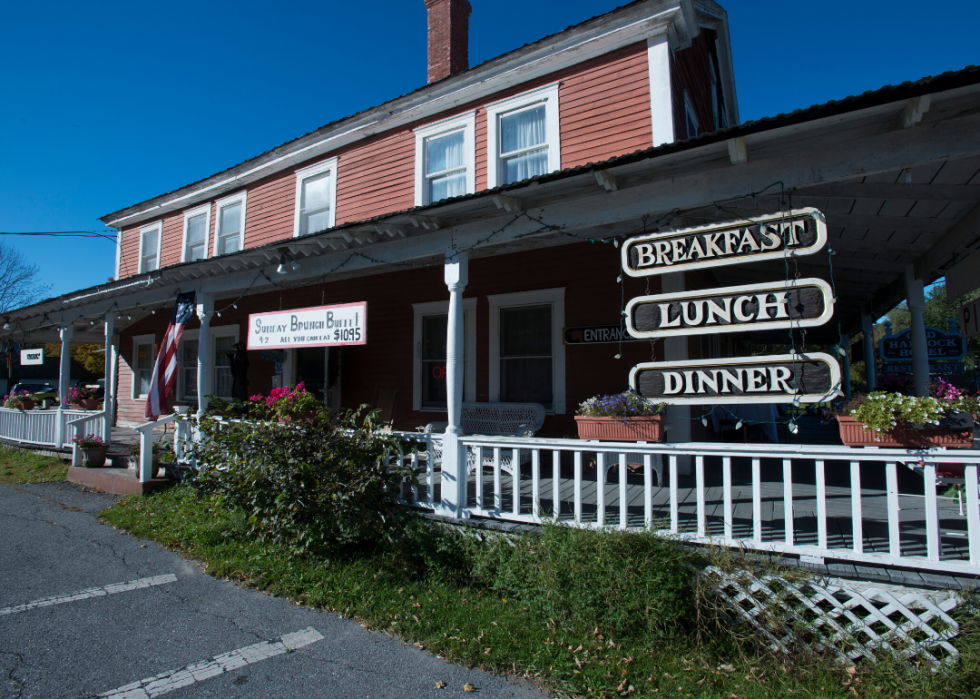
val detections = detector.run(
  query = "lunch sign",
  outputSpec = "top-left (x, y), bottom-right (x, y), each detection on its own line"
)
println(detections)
top-left (248, 302), bottom-right (367, 350)
top-left (622, 208), bottom-right (841, 405)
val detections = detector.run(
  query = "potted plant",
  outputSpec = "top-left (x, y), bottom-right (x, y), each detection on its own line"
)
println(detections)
top-left (833, 379), bottom-right (977, 448)
top-left (127, 440), bottom-right (172, 479)
top-left (264, 382), bottom-right (325, 425)
top-left (72, 434), bottom-right (110, 468)
top-left (4, 391), bottom-right (34, 411)
top-left (574, 392), bottom-right (668, 441)
top-left (67, 384), bottom-right (100, 410)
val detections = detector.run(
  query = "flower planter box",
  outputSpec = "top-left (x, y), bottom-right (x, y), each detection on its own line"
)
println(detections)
top-left (836, 416), bottom-right (974, 449)
top-left (574, 415), bottom-right (666, 442)
top-left (80, 446), bottom-right (109, 468)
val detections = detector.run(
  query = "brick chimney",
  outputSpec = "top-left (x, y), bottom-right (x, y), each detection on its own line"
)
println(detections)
top-left (425, 0), bottom-right (472, 84)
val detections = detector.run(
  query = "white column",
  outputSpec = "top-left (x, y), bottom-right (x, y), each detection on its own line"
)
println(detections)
top-left (904, 265), bottom-right (929, 397)
top-left (662, 272), bottom-right (692, 474)
top-left (646, 34), bottom-right (675, 147)
top-left (196, 292), bottom-right (214, 414)
top-left (861, 307), bottom-right (876, 392)
top-left (55, 324), bottom-right (73, 448)
top-left (841, 333), bottom-right (852, 396)
top-left (101, 313), bottom-right (115, 443)
top-left (441, 248), bottom-right (469, 517)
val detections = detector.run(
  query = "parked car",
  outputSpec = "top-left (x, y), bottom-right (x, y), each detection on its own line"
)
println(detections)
top-left (9, 382), bottom-right (58, 408)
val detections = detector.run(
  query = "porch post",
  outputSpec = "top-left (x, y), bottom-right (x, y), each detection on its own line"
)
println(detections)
top-left (102, 313), bottom-right (115, 443)
top-left (55, 323), bottom-right (73, 447)
top-left (904, 265), bottom-right (929, 397)
top-left (442, 248), bottom-right (468, 517)
top-left (861, 307), bottom-right (876, 392)
top-left (840, 333), bottom-right (852, 396)
top-left (196, 292), bottom-right (214, 414)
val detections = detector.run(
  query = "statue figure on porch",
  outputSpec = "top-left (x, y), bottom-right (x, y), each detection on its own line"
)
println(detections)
top-left (229, 342), bottom-right (250, 402)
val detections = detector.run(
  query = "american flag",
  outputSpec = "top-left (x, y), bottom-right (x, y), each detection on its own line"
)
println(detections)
top-left (144, 291), bottom-right (196, 420)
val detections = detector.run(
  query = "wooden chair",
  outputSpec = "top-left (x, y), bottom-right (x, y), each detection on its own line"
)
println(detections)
top-left (370, 386), bottom-right (400, 430)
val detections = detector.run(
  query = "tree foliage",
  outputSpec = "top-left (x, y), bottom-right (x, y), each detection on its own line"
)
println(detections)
top-left (42, 343), bottom-right (105, 378)
top-left (0, 243), bottom-right (51, 313)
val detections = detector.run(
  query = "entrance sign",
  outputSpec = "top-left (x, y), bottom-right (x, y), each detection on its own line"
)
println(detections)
top-left (20, 349), bottom-right (43, 365)
top-left (621, 208), bottom-right (827, 277)
top-left (625, 278), bottom-right (834, 339)
top-left (960, 297), bottom-right (980, 340)
top-left (248, 302), bottom-right (367, 350)
top-left (629, 353), bottom-right (841, 405)
top-left (879, 326), bottom-right (966, 362)
top-left (563, 324), bottom-right (644, 345)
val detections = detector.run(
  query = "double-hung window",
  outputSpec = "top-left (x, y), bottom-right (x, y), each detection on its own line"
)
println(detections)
top-left (412, 300), bottom-right (476, 411)
top-left (214, 192), bottom-right (247, 256)
top-left (132, 334), bottom-right (156, 399)
top-left (684, 90), bottom-right (700, 138)
top-left (293, 157), bottom-right (338, 237)
top-left (182, 204), bottom-right (210, 262)
top-left (486, 83), bottom-right (560, 188)
top-left (139, 222), bottom-right (162, 273)
top-left (488, 289), bottom-right (565, 413)
top-left (177, 326), bottom-right (240, 402)
top-left (414, 112), bottom-right (475, 206)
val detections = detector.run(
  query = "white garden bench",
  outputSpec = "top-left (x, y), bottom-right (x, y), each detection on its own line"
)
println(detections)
top-left (422, 402), bottom-right (546, 475)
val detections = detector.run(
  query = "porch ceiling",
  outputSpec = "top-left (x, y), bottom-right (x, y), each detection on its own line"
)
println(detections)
top-left (4, 72), bottom-right (980, 343)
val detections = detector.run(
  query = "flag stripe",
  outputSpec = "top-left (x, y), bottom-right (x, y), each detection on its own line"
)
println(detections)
top-left (145, 292), bottom-right (196, 420)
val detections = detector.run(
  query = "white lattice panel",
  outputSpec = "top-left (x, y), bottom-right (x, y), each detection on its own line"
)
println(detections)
top-left (704, 566), bottom-right (961, 667)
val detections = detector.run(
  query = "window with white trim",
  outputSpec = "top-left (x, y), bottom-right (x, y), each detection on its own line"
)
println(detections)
top-left (412, 300), bottom-right (477, 411)
top-left (488, 288), bottom-right (565, 413)
top-left (486, 83), bottom-right (560, 188)
top-left (132, 334), bottom-right (156, 399)
top-left (177, 325), bottom-right (241, 402)
top-left (684, 90), bottom-right (700, 138)
top-left (294, 157), bottom-right (338, 237)
top-left (139, 223), bottom-right (161, 273)
top-left (182, 204), bottom-right (211, 263)
top-left (414, 112), bottom-right (476, 206)
top-left (214, 192), bottom-right (247, 256)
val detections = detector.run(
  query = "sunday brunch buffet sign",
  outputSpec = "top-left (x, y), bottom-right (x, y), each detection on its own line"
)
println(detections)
top-left (621, 208), bottom-right (841, 405)
top-left (248, 302), bottom-right (367, 350)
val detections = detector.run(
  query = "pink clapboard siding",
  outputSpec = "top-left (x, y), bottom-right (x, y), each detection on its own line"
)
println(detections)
top-left (117, 41), bottom-right (654, 278)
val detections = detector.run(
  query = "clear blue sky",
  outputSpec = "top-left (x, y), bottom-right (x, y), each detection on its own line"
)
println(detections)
top-left (2, 0), bottom-right (977, 301)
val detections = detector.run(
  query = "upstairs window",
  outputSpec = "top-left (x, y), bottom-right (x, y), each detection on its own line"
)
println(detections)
top-left (414, 112), bottom-right (475, 206)
top-left (294, 157), bottom-right (338, 237)
top-left (182, 204), bottom-right (210, 262)
top-left (139, 222), bottom-right (161, 273)
top-left (486, 83), bottom-right (560, 187)
top-left (684, 90), bottom-right (700, 138)
top-left (214, 192), bottom-right (246, 256)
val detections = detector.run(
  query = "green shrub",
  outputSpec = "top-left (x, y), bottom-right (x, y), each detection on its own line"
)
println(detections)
top-left (189, 406), bottom-right (413, 556)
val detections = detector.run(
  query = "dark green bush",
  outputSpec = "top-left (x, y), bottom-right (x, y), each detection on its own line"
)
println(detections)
top-left (189, 406), bottom-right (412, 556)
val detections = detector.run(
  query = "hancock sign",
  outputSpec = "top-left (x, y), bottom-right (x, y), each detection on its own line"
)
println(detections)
top-left (621, 208), bottom-right (827, 277)
top-left (629, 353), bottom-right (841, 405)
top-left (248, 302), bottom-right (367, 350)
top-left (625, 278), bottom-right (834, 339)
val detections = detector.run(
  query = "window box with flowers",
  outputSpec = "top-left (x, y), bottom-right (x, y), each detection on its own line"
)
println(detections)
top-left (831, 379), bottom-right (977, 448)
top-left (72, 434), bottom-right (109, 468)
top-left (4, 391), bottom-right (34, 411)
top-left (574, 392), bottom-right (668, 442)
top-left (67, 384), bottom-right (100, 411)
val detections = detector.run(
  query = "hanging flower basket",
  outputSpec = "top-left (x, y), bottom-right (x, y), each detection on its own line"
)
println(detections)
top-left (836, 416), bottom-right (973, 449)
top-left (574, 415), bottom-right (666, 442)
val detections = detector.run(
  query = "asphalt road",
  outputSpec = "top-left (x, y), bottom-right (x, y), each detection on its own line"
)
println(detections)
top-left (0, 482), bottom-right (550, 699)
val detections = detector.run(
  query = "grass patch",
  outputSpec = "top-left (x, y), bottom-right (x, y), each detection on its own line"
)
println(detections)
top-left (0, 444), bottom-right (68, 484)
top-left (101, 486), bottom-right (980, 699)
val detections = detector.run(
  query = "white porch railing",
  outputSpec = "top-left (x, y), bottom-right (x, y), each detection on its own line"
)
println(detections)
top-left (0, 407), bottom-right (105, 449)
top-left (392, 434), bottom-right (980, 577)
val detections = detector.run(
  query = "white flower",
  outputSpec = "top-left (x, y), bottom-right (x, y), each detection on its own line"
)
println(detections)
top-left (850, 410), bottom-right (856, 414)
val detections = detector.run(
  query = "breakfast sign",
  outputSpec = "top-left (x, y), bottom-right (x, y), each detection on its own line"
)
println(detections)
top-left (622, 209), bottom-right (841, 405)
top-left (248, 302), bottom-right (367, 350)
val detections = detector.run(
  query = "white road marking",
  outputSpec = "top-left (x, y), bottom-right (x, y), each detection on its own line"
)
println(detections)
top-left (99, 628), bottom-right (324, 699)
top-left (0, 574), bottom-right (178, 617)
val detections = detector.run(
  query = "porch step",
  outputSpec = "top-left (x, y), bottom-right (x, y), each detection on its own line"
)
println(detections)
top-left (67, 465), bottom-right (173, 496)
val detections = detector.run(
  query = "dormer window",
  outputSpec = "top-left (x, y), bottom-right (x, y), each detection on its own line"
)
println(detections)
top-left (182, 204), bottom-right (211, 262)
top-left (294, 158), bottom-right (338, 237)
top-left (139, 222), bottom-right (161, 273)
top-left (414, 112), bottom-right (476, 206)
top-left (684, 90), bottom-right (700, 138)
top-left (214, 192), bottom-right (247, 256)
top-left (486, 83), bottom-right (560, 187)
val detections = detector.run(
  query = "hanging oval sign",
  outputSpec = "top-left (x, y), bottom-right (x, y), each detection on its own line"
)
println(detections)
top-left (621, 208), bottom-right (827, 277)
top-left (629, 353), bottom-right (841, 405)
top-left (625, 278), bottom-right (835, 339)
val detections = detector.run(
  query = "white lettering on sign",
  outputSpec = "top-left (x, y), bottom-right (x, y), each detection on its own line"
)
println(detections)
top-left (20, 349), bottom-right (44, 366)
top-left (247, 302), bottom-right (367, 350)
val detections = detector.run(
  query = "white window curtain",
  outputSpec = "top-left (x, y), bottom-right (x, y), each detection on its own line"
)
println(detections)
top-left (185, 214), bottom-right (207, 261)
top-left (299, 171), bottom-right (332, 236)
top-left (426, 130), bottom-right (466, 203)
top-left (141, 230), bottom-right (159, 272)
top-left (217, 202), bottom-right (242, 255)
top-left (500, 105), bottom-right (548, 184)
